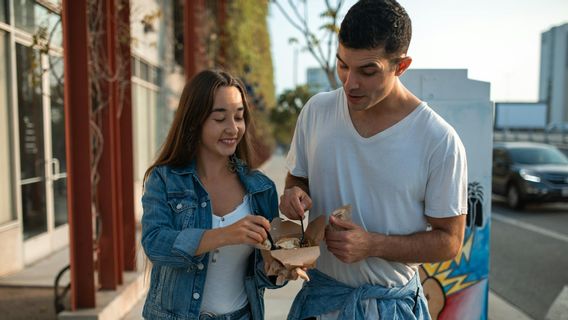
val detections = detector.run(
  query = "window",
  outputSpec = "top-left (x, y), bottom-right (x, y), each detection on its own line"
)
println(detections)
top-left (16, 43), bottom-right (47, 239)
top-left (14, 0), bottom-right (62, 47)
top-left (0, 0), bottom-right (7, 23)
top-left (50, 55), bottom-right (67, 227)
top-left (0, 32), bottom-right (15, 224)
top-left (131, 56), bottom-right (166, 182)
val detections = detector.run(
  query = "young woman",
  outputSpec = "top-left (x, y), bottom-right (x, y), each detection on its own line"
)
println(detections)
top-left (141, 70), bottom-right (280, 320)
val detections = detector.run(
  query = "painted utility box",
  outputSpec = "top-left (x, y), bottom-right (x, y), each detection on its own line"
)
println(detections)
top-left (401, 69), bottom-right (493, 320)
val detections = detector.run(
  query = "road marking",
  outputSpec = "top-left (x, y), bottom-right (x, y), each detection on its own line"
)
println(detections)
top-left (492, 213), bottom-right (568, 244)
top-left (546, 286), bottom-right (568, 320)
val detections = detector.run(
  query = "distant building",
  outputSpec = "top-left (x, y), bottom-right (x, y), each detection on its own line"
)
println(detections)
top-left (539, 23), bottom-right (568, 127)
top-left (306, 67), bottom-right (339, 93)
top-left (493, 102), bottom-right (547, 130)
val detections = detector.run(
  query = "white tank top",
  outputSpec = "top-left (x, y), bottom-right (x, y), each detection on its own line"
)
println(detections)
top-left (200, 195), bottom-right (253, 314)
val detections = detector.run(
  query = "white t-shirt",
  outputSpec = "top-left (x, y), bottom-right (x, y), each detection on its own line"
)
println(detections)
top-left (200, 195), bottom-right (253, 314)
top-left (286, 88), bottom-right (468, 288)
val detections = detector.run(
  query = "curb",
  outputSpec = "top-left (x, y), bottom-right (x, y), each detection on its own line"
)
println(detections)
top-left (546, 286), bottom-right (568, 320)
top-left (489, 290), bottom-right (533, 320)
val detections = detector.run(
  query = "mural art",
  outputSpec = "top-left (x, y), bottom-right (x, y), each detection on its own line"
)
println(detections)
top-left (420, 182), bottom-right (489, 320)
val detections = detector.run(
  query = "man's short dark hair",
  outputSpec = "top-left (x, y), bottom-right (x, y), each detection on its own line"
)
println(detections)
top-left (339, 0), bottom-right (412, 56)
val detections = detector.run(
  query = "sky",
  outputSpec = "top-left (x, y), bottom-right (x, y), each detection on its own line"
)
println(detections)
top-left (268, 0), bottom-right (568, 102)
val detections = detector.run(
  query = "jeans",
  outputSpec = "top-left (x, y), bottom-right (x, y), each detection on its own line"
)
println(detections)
top-left (199, 304), bottom-right (251, 320)
top-left (288, 269), bottom-right (431, 320)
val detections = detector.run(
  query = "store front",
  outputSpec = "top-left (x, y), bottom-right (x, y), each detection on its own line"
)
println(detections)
top-left (0, 0), bottom-right (68, 273)
top-left (0, 0), bottom-right (184, 277)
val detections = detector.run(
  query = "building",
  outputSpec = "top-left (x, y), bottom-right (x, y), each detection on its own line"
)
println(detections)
top-left (306, 67), bottom-right (339, 93)
top-left (539, 23), bottom-right (568, 127)
top-left (0, 0), bottom-right (278, 314)
top-left (0, 0), bottom-right (187, 275)
top-left (493, 102), bottom-right (547, 130)
top-left (0, 0), bottom-right (212, 312)
top-left (1, 0), bottom-right (73, 275)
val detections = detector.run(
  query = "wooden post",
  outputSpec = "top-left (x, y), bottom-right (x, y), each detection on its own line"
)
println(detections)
top-left (61, 0), bottom-right (96, 309)
top-left (98, 0), bottom-right (122, 289)
top-left (217, 0), bottom-right (227, 68)
top-left (118, 0), bottom-right (136, 272)
top-left (184, 0), bottom-right (205, 80)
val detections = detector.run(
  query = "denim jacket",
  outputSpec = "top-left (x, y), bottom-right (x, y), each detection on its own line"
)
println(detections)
top-left (288, 269), bottom-right (430, 320)
top-left (141, 160), bottom-right (280, 320)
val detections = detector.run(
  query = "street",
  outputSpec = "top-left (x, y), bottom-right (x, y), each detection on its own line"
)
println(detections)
top-left (490, 198), bottom-right (568, 319)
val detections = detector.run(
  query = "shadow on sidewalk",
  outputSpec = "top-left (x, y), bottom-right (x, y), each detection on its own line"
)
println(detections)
top-left (0, 286), bottom-right (67, 320)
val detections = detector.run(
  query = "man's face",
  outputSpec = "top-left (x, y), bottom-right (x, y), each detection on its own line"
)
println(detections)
top-left (336, 44), bottom-right (401, 112)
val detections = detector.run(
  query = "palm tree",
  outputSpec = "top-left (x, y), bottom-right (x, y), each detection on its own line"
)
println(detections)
top-left (467, 182), bottom-right (484, 228)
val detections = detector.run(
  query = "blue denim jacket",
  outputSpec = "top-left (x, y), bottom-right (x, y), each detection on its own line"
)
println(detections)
top-left (141, 160), bottom-right (280, 320)
top-left (288, 269), bottom-right (431, 320)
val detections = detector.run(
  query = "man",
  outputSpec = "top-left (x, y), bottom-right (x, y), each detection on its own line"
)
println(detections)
top-left (280, 0), bottom-right (468, 319)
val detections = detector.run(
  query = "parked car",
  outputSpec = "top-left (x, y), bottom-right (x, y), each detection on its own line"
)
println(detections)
top-left (492, 142), bottom-right (568, 209)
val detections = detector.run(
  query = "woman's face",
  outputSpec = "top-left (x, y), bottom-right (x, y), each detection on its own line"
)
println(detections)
top-left (198, 86), bottom-right (246, 161)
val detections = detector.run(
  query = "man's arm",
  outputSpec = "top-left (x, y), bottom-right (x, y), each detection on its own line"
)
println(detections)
top-left (325, 214), bottom-right (466, 264)
top-left (279, 173), bottom-right (312, 220)
top-left (285, 172), bottom-right (309, 194)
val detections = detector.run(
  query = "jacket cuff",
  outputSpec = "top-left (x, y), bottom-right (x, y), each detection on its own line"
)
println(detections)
top-left (171, 228), bottom-right (207, 263)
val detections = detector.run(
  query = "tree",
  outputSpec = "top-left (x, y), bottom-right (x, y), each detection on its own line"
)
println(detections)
top-left (272, 0), bottom-right (345, 89)
top-left (223, 0), bottom-right (277, 166)
top-left (270, 85), bottom-right (311, 148)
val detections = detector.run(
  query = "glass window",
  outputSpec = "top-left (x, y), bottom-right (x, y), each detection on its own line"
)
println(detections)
top-left (50, 55), bottom-right (67, 227)
top-left (133, 83), bottom-right (151, 181)
top-left (0, 32), bottom-right (15, 224)
top-left (0, 0), bottom-right (7, 23)
top-left (16, 43), bottom-right (47, 239)
top-left (131, 56), bottom-right (136, 77)
top-left (509, 147), bottom-right (568, 165)
top-left (14, 0), bottom-right (62, 47)
top-left (140, 60), bottom-right (149, 82)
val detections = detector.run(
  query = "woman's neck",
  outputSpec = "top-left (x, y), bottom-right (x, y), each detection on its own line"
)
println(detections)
top-left (196, 154), bottom-right (232, 181)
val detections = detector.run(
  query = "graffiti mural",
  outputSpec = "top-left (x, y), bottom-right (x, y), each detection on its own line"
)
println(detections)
top-left (400, 70), bottom-right (493, 320)
top-left (467, 182), bottom-right (484, 228)
top-left (420, 181), bottom-right (490, 320)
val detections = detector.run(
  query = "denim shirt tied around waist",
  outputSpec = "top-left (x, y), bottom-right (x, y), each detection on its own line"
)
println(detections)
top-left (141, 160), bottom-right (280, 320)
top-left (288, 269), bottom-right (431, 320)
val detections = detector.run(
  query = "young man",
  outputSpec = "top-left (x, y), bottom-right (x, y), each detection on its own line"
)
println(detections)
top-left (280, 0), bottom-right (468, 319)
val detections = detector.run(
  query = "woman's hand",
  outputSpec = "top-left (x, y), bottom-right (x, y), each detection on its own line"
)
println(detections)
top-left (223, 215), bottom-right (271, 246)
top-left (195, 215), bottom-right (271, 255)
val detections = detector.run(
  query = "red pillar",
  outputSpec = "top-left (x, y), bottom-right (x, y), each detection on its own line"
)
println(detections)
top-left (217, 0), bottom-right (227, 68)
top-left (118, 0), bottom-right (136, 272)
top-left (98, 0), bottom-right (122, 289)
top-left (184, 0), bottom-right (205, 80)
top-left (61, 0), bottom-right (96, 309)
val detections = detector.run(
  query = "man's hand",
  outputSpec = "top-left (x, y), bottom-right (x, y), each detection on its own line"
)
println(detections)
top-left (325, 215), bottom-right (372, 264)
top-left (279, 186), bottom-right (312, 220)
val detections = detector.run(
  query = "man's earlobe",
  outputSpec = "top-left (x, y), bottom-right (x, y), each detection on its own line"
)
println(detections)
top-left (395, 56), bottom-right (412, 76)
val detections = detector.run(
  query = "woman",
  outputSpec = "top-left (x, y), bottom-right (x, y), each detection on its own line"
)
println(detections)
top-left (141, 70), bottom-right (279, 320)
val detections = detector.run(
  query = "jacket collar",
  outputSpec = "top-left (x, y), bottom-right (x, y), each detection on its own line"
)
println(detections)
top-left (170, 159), bottom-right (198, 175)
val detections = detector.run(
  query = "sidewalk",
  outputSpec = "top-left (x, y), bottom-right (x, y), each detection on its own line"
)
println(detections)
top-left (0, 154), bottom-right (534, 319)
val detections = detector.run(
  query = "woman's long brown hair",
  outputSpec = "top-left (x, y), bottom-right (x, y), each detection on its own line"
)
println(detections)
top-left (143, 70), bottom-right (253, 182)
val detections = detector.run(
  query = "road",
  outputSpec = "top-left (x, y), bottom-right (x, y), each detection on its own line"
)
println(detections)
top-left (490, 197), bottom-right (568, 320)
